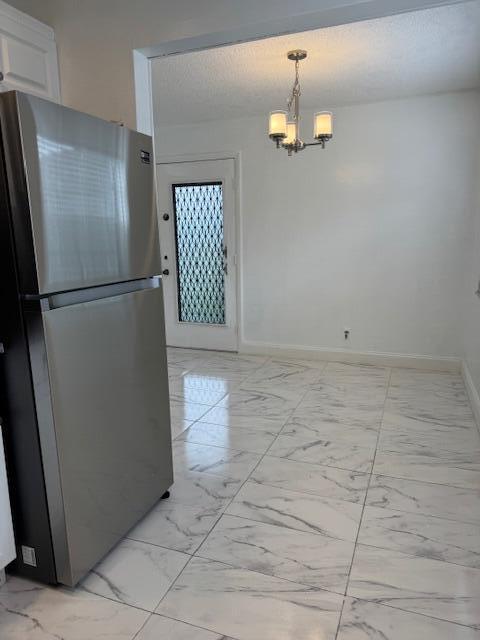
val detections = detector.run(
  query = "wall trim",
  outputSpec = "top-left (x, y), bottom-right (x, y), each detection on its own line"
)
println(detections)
top-left (239, 339), bottom-right (462, 372)
top-left (462, 360), bottom-right (480, 428)
top-left (133, 50), bottom-right (153, 135)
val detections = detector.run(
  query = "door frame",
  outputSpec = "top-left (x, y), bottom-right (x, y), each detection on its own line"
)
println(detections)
top-left (155, 151), bottom-right (243, 352)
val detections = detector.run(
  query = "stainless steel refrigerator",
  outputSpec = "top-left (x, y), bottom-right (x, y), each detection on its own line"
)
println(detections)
top-left (0, 91), bottom-right (173, 587)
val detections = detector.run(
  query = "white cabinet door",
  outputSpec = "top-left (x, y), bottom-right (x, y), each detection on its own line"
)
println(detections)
top-left (0, 424), bottom-right (15, 571)
top-left (0, 2), bottom-right (60, 101)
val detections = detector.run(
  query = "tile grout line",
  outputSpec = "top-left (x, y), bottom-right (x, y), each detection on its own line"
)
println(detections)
top-left (149, 610), bottom-right (244, 640)
top-left (9, 357), bottom-right (477, 640)
top-left (123, 569), bottom-right (479, 640)
top-left (170, 358), bottom-right (372, 640)
top-left (252, 360), bottom-right (330, 459)
top-left (156, 554), bottom-right (480, 632)
top-left (225, 475), bottom-right (364, 506)
top-left (214, 360), bottom-right (330, 518)
top-left (168, 359), bottom-right (480, 602)
top-left (198, 507), bottom-right (480, 573)
top-left (340, 595), bottom-right (480, 631)
top-left (349, 491), bottom-right (480, 526)
top-left (155, 356), bottom-right (333, 635)
top-left (168, 356), bottom-right (388, 640)
top-left (162, 358), bottom-right (329, 609)
top-left (176, 438), bottom-right (373, 475)
top-left (80, 550), bottom-right (480, 640)
top-left (152, 353), bottom-right (276, 617)
top-left (167, 359), bottom-right (480, 635)
top-left (336, 369), bottom-right (480, 634)
top-left (5, 353), bottom-right (263, 640)
top-left (177, 364), bottom-right (480, 514)
top-left (131, 613), bottom-right (155, 640)
top-left (171, 352), bottom-right (273, 436)
top-left (122, 512), bottom-right (480, 626)
top-left (176, 362), bottom-right (480, 634)
top-left (127, 478), bottom-right (480, 573)
top-left (362, 472), bottom-right (480, 493)
top-left (334, 365), bottom-right (393, 640)
top-left (171, 356), bottom-right (273, 488)
top-left (172, 360), bottom-right (475, 564)
top-left (192, 551), bottom-right (348, 595)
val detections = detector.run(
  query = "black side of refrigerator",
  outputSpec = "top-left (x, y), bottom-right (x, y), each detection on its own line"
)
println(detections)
top-left (0, 122), bottom-right (57, 584)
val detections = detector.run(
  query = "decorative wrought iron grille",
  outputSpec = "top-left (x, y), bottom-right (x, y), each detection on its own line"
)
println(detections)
top-left (172, 182), bottom-right (226, 324)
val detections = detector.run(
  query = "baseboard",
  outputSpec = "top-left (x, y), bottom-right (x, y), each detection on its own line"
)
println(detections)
top-left (462, 360), bottom-right (480, 428)
top-left (239, 339), bottom-right (462, 372)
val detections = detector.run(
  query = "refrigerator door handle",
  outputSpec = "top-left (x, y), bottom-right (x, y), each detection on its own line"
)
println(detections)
top-left (23, 277), bottom-right (161, 311)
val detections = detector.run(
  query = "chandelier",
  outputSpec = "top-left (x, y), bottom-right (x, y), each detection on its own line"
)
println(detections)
top-left (268, 50), bottom-right (333, 156)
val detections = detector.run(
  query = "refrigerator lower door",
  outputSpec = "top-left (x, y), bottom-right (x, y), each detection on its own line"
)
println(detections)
top-left (39, 284), bottom-right (172, 586)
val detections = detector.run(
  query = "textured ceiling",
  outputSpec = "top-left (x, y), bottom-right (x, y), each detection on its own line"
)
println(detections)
top-left (152, 1), bottom-right (480, 125)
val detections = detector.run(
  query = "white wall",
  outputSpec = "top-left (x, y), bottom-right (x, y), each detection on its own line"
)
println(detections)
top-left (462, 119), bottom-right (480, 402)
top-left (155, 91), bottom-right (480, 360)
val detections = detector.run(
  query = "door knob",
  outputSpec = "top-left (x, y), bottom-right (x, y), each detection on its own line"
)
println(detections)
top-left (162, 269), bottom-right (170, 276)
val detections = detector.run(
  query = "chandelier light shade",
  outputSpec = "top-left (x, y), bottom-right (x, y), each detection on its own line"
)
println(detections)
top-left (284, 122), bottom-right (296, 145)
top-left (268, 110), bottom-right (288, 140)
top-left (314, 111), bottom-right (333, 140)
top-left (268, 50), bottom-right (334, 155)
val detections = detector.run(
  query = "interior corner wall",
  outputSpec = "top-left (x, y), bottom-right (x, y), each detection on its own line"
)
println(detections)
top-left (462, 90), bottom-right (480, 401)
top-left (154, 90), bottom-right (480, 360)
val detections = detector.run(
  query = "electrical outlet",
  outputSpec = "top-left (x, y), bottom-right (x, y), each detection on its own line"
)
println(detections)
top-left (344, 328), bottom-right (350, 340)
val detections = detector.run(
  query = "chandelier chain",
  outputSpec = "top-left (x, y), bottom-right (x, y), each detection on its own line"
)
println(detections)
top-left (287, 58), bottom-right (301, 118)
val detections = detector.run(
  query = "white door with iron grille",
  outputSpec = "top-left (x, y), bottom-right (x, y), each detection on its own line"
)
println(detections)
top-left (156, 159), bottom-right (238, 351)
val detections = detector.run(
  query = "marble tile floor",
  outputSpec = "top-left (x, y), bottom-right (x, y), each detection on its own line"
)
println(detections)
top-left (2, 348), bottom-right (480, 639)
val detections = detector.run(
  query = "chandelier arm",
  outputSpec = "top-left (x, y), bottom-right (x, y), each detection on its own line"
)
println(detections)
top-left (304, 140), bottom-right (330, 149)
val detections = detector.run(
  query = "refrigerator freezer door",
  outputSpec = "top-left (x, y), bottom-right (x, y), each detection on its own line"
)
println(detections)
top-left (40, 284), bottom-right (172, 586)
top-left (6, 91), bottom-right (161, 294)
